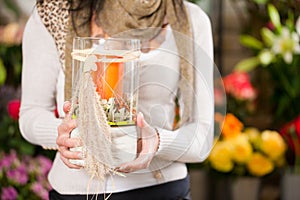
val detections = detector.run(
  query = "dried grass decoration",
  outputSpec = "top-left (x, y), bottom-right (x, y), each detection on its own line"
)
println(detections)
top-left (70, 38), bottom-right (141, 183)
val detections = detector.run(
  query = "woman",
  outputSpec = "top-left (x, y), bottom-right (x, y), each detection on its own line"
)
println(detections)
top-left (19, 0), bottom-right (214, 199)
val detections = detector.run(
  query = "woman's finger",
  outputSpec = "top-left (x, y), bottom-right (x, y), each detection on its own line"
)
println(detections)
top-left (59, 152), bottom-right (82, 169)
top-left (136, 112), bottom-right (145, 128)
top-left (63, 101), bottom-right (72, 114)
top-left (57, 119), bottom-right (77, 135)
top-left (57, 136), bottom-right (82, 148)
top-left (59, 146), bottom-right (82, 160)
top-left (116, 112), bottom-right (159, 173)
top-left (116, 153), bottom-right (153, 173)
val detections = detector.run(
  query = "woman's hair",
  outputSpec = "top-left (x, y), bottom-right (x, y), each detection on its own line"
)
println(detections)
top-left (69, 0), bottom-right (103, 34)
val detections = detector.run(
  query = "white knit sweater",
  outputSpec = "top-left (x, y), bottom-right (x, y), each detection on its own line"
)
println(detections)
top-left (19, 1), bottom-right (214, 194)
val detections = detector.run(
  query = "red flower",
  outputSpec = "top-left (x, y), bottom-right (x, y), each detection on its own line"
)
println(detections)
top-left (294, 116), bottom-right (300, 135)
top-left (280, 115), bottom-right (300, 155)
top-left (223, 71), bottom-right (257, 101)
top-left (266, 21), bottom-right (275, 31)
top-left (7, 100), bottom-right (21, 120)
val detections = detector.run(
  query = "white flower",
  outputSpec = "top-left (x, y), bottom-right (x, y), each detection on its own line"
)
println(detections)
top-left (296, 16), bottom-right (300, 36)
top-left (272, 27), bottom-right (300, 64)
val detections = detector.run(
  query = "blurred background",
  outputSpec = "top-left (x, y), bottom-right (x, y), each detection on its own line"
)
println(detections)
top-left (0, 0), bottom-right (299, 199)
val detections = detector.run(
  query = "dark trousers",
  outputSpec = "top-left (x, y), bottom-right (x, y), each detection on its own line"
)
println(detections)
top-left (49, 175), bottom-right (191, 200)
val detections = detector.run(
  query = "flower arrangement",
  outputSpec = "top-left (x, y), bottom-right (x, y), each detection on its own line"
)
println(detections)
top-left (0, 98), bottom-right (55, 200)
top-left (209, 113), bottom-right (286, 177)
top-left (0, 150), bottom-right (53, 200)
top-left (234, 4), bottom-right (300, 126)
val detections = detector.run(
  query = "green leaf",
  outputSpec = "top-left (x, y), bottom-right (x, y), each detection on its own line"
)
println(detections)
top-left (261, 28), bottom-right (275, 46)
top-left (285, 11), bottom-right (295, 31)
top-left (275, 96), bottom-right (290, 120)
top-left (296, 18), bottom-right (300, 36)
top-left (268, 4), bottom-right (282, 32)
top-left (253, 0), bottom-right (269, 4)
top-left (19, 142), bottom-right (35, 156)
top-left (0, 59), bottom-right (7, 85)
top-left (240, 35), bottom-right (264, 50)
top-left (235, 57), bottom-right (260, 72)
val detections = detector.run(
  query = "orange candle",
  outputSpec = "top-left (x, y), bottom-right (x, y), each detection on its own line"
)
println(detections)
top-left (92, 61), bottom-right (124, 100)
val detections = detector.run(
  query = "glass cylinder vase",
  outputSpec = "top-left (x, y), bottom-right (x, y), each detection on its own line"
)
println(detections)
top-left (72, 37), bottom-right (141, 126)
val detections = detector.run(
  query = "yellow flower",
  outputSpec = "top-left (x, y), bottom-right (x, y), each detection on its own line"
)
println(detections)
top-left (244, 127), bottom-right (262, 149)
top-left (222, 113), bottom-right (243, 139)
top-left (229, 135), bottom-right (253, 164)
top-left (247, 153), bottom-right (274, 177)
top-left (209, 141), bottom-right (233, 172)
top-left (260, 130), bottom-right (286, 160)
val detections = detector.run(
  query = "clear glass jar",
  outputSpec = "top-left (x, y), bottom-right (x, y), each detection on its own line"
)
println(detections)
top-left (72, 37), bottom-right (140, 126)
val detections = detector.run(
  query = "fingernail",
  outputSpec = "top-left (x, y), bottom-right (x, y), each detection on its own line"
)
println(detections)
top-left (138, 112), bottom-right (144, 118)
top-left (78, 152), bottom-right (83, 159)
top-left (137, 112), bottom-right (144, 127)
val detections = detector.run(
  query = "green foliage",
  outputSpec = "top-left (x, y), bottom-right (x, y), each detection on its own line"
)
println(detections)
top-left (0, 44), bottom-right (22, 87)
top-left (0, 115), bottom-right (35, 156)
top-left (0, 111), bottom-right (56, 159)
top-left (0, 59), bottom-right (6, 85)
top-left (253, 0), bottom-right (269, 4)
top-left (2, 0), bottom-right (21, 20)
top-left (235, 57), bottom-right (260, 71)
top-left (268, 4), bottom-right (282, 31)
top-left (240, 35), bottom-right (264, 50)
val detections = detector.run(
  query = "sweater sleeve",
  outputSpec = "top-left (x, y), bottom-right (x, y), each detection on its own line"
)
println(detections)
top-left (155, 3), bottom-right (214, 163)
top-left (19, 8), bottom-right (62, 149)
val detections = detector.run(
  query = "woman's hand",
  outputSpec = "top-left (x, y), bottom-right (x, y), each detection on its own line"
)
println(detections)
top-left (116, 112), bottom-right (160, 173)
top-left (56, 101), bottom-right (83, 169)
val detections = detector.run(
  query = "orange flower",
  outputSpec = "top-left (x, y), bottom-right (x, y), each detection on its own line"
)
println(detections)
top-left (222, 113), bottom-right (244, 139)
